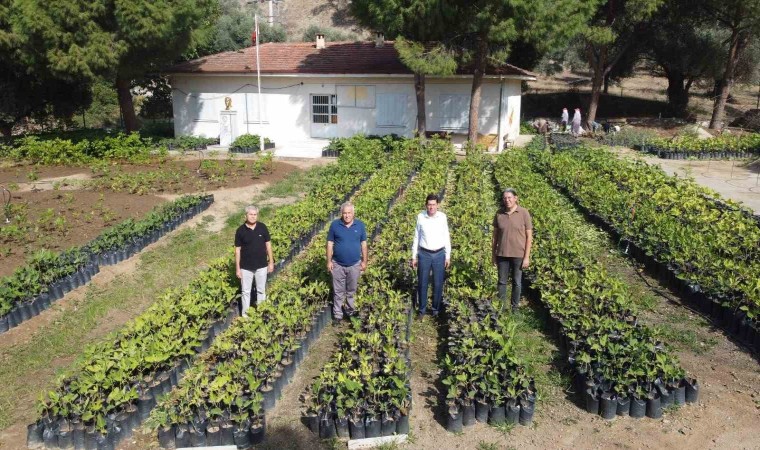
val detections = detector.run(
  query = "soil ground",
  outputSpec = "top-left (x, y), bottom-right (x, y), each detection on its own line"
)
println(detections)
top-left (0, 160), bottom-right (300, 276)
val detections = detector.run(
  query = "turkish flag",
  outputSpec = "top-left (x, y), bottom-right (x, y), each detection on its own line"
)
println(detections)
top-left (251, 31), bottom-right (257, 45)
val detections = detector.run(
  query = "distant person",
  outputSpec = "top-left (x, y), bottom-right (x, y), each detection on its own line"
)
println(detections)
top-left (327, 202), bottom-right (367, 325)
top-left (561, 108), bottom-right (569, 132)
top-left (571, 108), bottom-right (583, 136)
top-left (235, 205), bottom-right (274, 317)
top-left (412, 193), bottom-right (451, 318)
top-left (492, 188), bottom-right (533, 314)
top-left (533, 118), bottom-right (549, 134)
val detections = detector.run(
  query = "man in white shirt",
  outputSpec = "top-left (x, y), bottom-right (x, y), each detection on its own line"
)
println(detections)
top-left (411, 193), bottom-right (451, 317)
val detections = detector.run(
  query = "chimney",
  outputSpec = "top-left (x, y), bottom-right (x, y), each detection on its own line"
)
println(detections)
top-left (375, 32), bottom-right (384, 48)
top-left (316, 33), bottom-right (326, 49)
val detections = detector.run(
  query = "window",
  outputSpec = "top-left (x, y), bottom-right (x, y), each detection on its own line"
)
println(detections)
top-left (312, 94), bottom-right (338, 124)
top-left (376, 93), bottom-right (408, 127)
top-left (439, 94), bottom-right (470, 130)
top-left (337, 85), bottom-right (376, 108)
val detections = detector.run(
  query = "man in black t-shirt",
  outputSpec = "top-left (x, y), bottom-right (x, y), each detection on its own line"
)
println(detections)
top-left (234, 205), bottom-right (274, 316)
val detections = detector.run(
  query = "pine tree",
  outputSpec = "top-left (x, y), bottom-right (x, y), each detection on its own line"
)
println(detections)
top-left (14, 0), bottom-right (217, 132)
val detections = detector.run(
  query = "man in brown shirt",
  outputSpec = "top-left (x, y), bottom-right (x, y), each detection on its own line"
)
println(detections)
top-left (492, 188), bottom-right (533, 313)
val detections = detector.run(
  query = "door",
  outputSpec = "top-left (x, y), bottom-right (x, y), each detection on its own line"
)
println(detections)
top-left (310, 94), bottom-right (339, 138)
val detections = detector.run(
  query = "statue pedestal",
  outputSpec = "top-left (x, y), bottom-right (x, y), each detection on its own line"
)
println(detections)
top-left (219, 111), bottom-right (238, 147)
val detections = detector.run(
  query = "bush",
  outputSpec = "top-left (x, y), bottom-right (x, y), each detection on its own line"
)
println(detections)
top-left (230, 134), bottom-right (270, 151)
top-left (5, 132), bottom-right (163, 164)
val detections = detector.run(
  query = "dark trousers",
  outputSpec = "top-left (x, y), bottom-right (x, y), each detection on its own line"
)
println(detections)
top-left (497, 257), bottom-right (523, 311)
top-left (417, 248), bottom-right (445, 315)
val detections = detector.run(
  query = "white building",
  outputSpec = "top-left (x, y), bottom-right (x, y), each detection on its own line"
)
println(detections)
top-left (166, 35), bottom-right (536, 157)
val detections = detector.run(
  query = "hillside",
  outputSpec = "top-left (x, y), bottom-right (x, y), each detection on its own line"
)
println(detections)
top-left (275, 0), bottom-right (363, 42)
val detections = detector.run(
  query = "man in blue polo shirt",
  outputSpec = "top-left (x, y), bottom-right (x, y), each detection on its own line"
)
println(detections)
top-left (326, 202), bottom-right (367, 324)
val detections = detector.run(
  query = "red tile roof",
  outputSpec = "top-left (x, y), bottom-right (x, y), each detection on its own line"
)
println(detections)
top-left (166, 41), bottom-right (537, 78)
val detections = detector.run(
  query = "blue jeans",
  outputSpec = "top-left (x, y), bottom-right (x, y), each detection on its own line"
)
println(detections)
top-left (417, 248), bottom-right (445, 315)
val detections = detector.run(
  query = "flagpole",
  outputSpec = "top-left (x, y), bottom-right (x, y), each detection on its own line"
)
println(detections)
top-left (255, 14), bottom-right (264, 153)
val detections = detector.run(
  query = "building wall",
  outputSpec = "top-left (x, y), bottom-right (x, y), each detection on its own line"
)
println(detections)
top-left (170, 74), bottom-right (524, 146)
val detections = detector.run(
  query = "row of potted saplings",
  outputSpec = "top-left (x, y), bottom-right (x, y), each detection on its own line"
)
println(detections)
top-left (441, 153), bottom-right (535, 431)
top-left (494, 148), bottom-right (698, 420)
top-left (27, 258), bottom-right (239, 449)
top-left (443, 298), bottom-right (537, 430)
top-left (636, 134), bottom-right (760, 159)
top-left (153, 302), bottom-right (334, 448)
top-left (302, 145), bottom-right (454, 440)
top-left (304, 287), bottom-right (413, 440)
top-left (146, 147), bottom-right (421, 448)
top-left (531, 146), bottom-right (760, 353)
top-left (0, 194), bottom-right (213, 334)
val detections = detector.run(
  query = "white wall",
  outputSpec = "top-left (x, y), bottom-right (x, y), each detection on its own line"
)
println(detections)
top-left (170, 75), bottom-right (524, 146)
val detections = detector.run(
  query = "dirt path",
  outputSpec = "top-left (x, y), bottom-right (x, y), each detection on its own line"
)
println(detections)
top-left (614, 147), bottom-right (760, 213)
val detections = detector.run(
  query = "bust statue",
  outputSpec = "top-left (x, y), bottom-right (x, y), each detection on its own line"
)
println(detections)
top-left (224, 97), bottom-right (232, 110)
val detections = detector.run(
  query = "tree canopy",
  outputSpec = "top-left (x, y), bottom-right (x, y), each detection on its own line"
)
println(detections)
top-left (14, 0), bottom-right (217, 132)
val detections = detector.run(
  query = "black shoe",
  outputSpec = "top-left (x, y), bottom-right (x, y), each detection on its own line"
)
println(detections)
top-left (333, 318), bottom-right (342, 326)
top-left (511, 306), bottom-right (519, 314)
top-left (431, 310), bottom-right (439, 318)
top-left (417, 311), bottom-right (425, 320)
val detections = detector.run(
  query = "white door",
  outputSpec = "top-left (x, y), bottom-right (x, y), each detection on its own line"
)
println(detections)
top-left (310, 94), bottom-right (339, 139)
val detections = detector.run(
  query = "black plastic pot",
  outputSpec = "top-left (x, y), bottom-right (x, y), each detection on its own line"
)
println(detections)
top-left (72, 422), bottom-right (86, 449)
top-left (57, 424), bottom-right (74, 448)
top-left (630, 397), bottom-right (646, 419)
top-left (349, 417), bottom-right (366, 439)
top-left (233, 423), bottom-right (251, 448)
top-left (157, 426), bottom-right (174, 448)
top-left (446, 406), bottom-right (463, 433)
top-left (462, 403), bottom-right (476, 426)
top-left (261, 385), bottom-right (276, 411)
top-left (600, 392), bottom-right (617, 420)
top-left (0, 316), bottom-right (8, 333)
top-left (319, 415), bottom-right (336, 439)
top-left (220, 421), bottom-right (234, 445)
top-left (674, 383), bottom-right (686, 406)
top-left (646, 394), bottom-right (663, 419)
top-left (584, 388), bottom-right (600, 414)
top-left (364, 415), bottom-right (381, 438)
top-left (659, 386), bottom-right (673, 408)
top-left (205, 425), bottom-right (221, 446)
top-left (42, 424), bottom-right (58, 448)
top-left (174, 423), bottom-right (190, 448)
top-left (685, 378), bottom-right (700, 403)
top-left (396, 414), bottom-right (410, 435)
top-left (381, 413), bottom-right (396, 436)
top-left (189, 426), bottom-right (206, 447)
top-left (335, 416), bottom-right (350, 438)
top-left (27, 421), bottom-right (44, 447)
top-left (475, 399), bottom-right (489, 423)
top-left (488, 404), bottom-right (506, 425)
top-left (302, 413), bottom-right (319, 434)
top-left (249, 422), bottom-right (265, 445)
top-left (517, 400), bottom-right (533, 426)
top-left (616, 396), bottom-right (631, 416)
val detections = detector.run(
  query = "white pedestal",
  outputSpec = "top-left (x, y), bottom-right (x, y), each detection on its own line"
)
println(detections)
top-left (219, 111), bottom-right (238, 146)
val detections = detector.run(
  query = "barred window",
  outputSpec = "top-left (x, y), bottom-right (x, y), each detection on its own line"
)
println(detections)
top-left (312, 94), bottom-right (338, 124)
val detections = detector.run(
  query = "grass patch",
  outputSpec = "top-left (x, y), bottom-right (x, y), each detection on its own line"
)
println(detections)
top-left (653, 323), bottom-right (718, 355)
top-left (509, 305), bottom-right (568, 407)
top-left (477, 441), bottom-right (501, 450)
